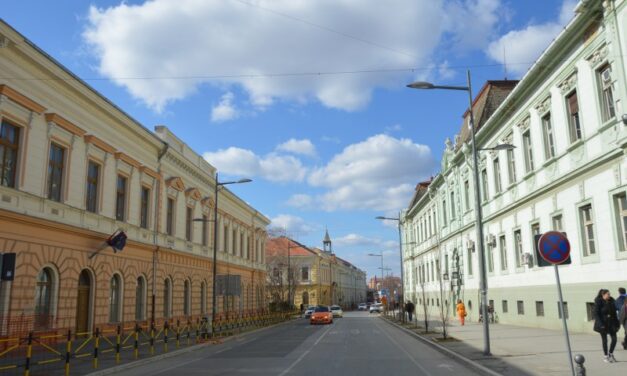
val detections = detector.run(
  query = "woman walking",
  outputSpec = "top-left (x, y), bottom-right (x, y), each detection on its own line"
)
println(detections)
top-left (456, 299), bottom-right (467, 326)
top-left (594, 289), bottom-right (620, 363)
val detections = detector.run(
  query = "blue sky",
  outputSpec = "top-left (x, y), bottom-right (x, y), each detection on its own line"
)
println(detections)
top-left (2, 0), bottom-right (575, 279)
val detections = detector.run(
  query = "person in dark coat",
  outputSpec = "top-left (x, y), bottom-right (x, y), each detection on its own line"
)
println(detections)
top-left (405, 301), bottom-right (415, 322)
top-left (616, 287), bottom-right (627, 349)
top-left (619, 295), bottom-right (627, 350)
top-left (594, 289), bottom-right (621, 363)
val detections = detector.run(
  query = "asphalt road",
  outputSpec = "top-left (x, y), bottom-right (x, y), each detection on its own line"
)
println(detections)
top-left (107, 312), bottom-right (482, 376)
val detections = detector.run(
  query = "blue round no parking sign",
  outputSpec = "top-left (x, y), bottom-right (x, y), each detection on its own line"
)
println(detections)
top-left (538, 231), bottom-right (571, 265)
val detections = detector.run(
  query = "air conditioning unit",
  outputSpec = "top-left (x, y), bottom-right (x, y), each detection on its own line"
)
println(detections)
top-left (466, 239), bottom-right (475, 252)
top-left (486, 235), bottom-right (496, 248)
top-left (523, 252), bottom-right (534, 266)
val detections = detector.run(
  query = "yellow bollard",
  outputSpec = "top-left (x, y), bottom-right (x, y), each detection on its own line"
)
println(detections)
top-left (24, 332), bottom-right (33, 376)
top-left (65, 330), bottom-right (72, 376)
top-left (93, 328), bottom-right (100, 369)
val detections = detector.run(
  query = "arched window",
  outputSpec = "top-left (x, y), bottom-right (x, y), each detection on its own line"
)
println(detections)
top-left (109, 274), bottom-right (122, 323)
top-left (135, 276), bottom-right (146, 321)
top-left (35, 268), bottom-right (55, 329)
top-left (184, 279), bottom-right (191, 316)
top-left (164, 278), bottom-right (172, 318)
top-left (200, 281), bottom-right (207, 315)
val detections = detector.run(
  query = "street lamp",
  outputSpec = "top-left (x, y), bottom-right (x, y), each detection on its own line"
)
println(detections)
top-left (406, 69), bottom-right (502, 356)
top-left (203, 173), bottom-right (251, 336)
top-left (367, 252), bottom-right (384, 291)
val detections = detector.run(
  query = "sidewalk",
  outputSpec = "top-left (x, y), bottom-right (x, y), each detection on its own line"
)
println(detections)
top-left (410, 314), bottom-right (626, 375)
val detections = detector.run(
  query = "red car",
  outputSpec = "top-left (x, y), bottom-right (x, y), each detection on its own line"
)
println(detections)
top-left (310, 306), bottom-right (333, 325)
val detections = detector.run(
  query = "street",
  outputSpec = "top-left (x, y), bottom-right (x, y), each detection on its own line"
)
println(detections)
top-left (106, 312), bottom-right (481, 376)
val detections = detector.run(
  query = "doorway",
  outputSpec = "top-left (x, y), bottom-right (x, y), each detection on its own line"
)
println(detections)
top-left (76, 270), bottom-right (92, 335)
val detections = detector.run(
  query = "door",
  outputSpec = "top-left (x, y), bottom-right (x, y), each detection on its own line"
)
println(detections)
top-left (76, 270), bottom-right (91, 334)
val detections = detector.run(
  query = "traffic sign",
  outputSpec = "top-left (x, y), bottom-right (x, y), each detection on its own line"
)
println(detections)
top-left (538, 231), bottom-right (571, 265)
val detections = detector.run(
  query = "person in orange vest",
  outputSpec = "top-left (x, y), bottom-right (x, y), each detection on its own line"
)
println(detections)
top-left (456, 299), bottom-right (467, 326)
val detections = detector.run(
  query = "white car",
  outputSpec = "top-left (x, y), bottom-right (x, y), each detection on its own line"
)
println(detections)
top-left (369, 303), bottom-right (383, 314)
top-left (330, 305), bottom-right (343, 318)
top-left (358, 303), bottom-right (367, 311)
top-left (304, 306), bottom-right (315, 319)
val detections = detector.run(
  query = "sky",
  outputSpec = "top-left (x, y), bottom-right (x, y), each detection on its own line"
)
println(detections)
top-left (2, 0), bottom-right (577, 280)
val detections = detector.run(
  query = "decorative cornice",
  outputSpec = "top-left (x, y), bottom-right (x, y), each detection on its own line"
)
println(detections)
top-left (587, 44), bottom-right (609, 67)
top-left (558, 72), bottom-right (577, 94)
top-left (534, 97), bottom-right (551, 115)
top-left (501, 132), bottom-right (513, 145)
top-left (185, 187), bottom-right (202, 201)
top-left (166, 176), bottom-right (186, 192)
top-left (114, 151), bottom-right (141, 168)
top-left (165, 153), bottom-right (213, 187)
top-left (45, 113), bottom-right (86, 137)
top-left (139, 165), bottom-right (160, 180)
top-left (1, 85), bottom-right (46, 114)
top-left (516, 117), bottom-right (530, 131)
top-left (201, 196), bottom-right (214, 208)
top-left (83, 134), bottom-right (115, 154)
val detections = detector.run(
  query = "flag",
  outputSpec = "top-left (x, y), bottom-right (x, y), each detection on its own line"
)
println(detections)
top-left (107, 231), bottom-right (127, 253)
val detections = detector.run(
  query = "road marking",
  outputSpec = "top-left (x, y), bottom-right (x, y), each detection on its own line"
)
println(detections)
top-left (278, 324), bottom-right (333, 376)
top-left (374, 320), bottom-right (434, 376)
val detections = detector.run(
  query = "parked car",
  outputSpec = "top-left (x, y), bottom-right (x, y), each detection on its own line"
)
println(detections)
top-left (358, 303), bottom-right (367, 311)
top-left (304, 306), bottom-right (315, 319)
top-left (369, 303), bottom-right (383, 314)
top-left (330, 305), bottom-right (343, 318)
top-left (310, 306), bottom-right (333, 325)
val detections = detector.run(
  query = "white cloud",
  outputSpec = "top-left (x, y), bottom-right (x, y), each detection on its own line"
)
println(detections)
top-left (307, 134), bottom-right (435, 211)
top-left (443, 0), bottom-right (502, 51)
top-left (486, 0), bottom-right (577, 77)
top-left (384, 124), bottom-right (403, 133)
top-left (286, 194), bottom-right (313, 208)
top-left (270, 214), bottom-right (316, 235)
top-left (83, 0), bottom-right (502, 112)
top-left (202, 148), bottom-right (306, 182)
top-left (334, 233), bottom-right (397, 250)
top-left (211, 92), bottom-right (239, 122)
top-left (276, 139), bottom-right (317, 157)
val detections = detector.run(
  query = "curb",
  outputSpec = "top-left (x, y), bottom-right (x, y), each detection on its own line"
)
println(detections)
top-left (86, 319), bottom-right (296, 376)
top-left (380, 317), bottom-right (503, 376)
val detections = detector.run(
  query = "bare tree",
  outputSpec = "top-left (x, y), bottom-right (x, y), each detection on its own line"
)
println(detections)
top-left (418, 264), bottom-right (431, 333)
top-left (266, 232), bottom-right (305, 310)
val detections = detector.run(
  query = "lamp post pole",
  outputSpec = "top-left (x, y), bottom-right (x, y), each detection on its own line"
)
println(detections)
top-left (375, 215), bottom-right (405, 322)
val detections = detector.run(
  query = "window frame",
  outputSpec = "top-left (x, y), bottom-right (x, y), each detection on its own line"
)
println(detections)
top-left (115, 174), bottom-right (128, 222)
top-left (47, 142), bottom-right (66, 202)
top-left (499, 234), bottom-right (508, 271)
top-left (597, 63), bottom-right (616, 122)
top-left (166, 197), bottom-right (175, 236)
top-left (185, 206), bottom-right (193, 242)
top-left (507, 147), bottom-right (517, 185)
top-left (85, 160), bottom-right (101, 213)
top-left (481, 168), bottom-right (489, 202)
top-left (109, 273), bottom-right (123, 323)
top-left (522, 130), bottom-right (534, 174)
top-left (541, 112), bottom-right (556, 160)
top-left (140, 186), bottom-right (151, 229)
top-left (0, 120), bottom-right (21, 188)
top-left (566, 90), bottom-right (582, 143)
top-left (578, 203), bottom-right (597, 258)
top-left (514, 229), bottom-right (523, 269)
top-left (493, 157), bottom-right (502, 195)
top-left (612, 191), bottom-right (627, 253)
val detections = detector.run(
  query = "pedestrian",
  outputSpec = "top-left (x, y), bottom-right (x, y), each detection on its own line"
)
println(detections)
top-left (594, 289), bottom-right (621, 363)
top-left (456, 299), bottom-right (467, 326)
top-left (616, 287), bottom-right (627, 349)
top-left (620, 296), bottom-right (627, 350)
top-left (405, 301), bottom-right (415, 322)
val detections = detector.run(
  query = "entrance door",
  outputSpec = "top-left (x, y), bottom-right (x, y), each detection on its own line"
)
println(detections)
top-left (76, 270), bottom-right (91, 334)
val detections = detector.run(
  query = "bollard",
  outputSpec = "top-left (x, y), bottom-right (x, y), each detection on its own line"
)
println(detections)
top-left (150, 322), bottom-right (155, 355)
top-left (65, 330), bottom-right (72, 376)
top-left (134, 323), bottom-right (139, 359)
top-left (93, 328), bottom-right (100, 369)
top-left (24, 332), bottom-right (33, 376)
top-left (574, 354), bottom-right (586, 376)
top-left (176, 320), bottom-right (180, 349)
top-left (164, 321), bottom-right (169, 353)
top-left (187, 320), bottom-right (191, 345)
top-left (115, 325), bottom-right (121, 364)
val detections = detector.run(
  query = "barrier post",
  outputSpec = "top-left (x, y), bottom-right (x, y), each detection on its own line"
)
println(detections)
top-left (195, 318), bottom-right (200, 344)
top-left (93, 328), bottom-right (100, 369)
top-left (150, 322), bottom-right (155, 355)
top-left (176, 320), bottom-right (180, 349)
top-left (134, 323), bottom-right (139, 359)
top-left (24, 332), bottom-right (33, 376)
top-left (65, 330), bottom-right (72, 376)
top-left (115, 325), bottom-right (121, 364)
top-left (187, 319), bottom-right (191, 345)
top-left (164, 321), bottom-right (169, 353)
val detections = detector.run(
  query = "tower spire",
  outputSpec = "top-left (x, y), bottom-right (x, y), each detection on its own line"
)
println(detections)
top-left (323, 227), bottom-right (332, 253)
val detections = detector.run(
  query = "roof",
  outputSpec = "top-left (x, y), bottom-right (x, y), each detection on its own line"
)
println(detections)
top-left (407, 178), bottom-right (433, 208)
top-left (323, 229), bottom-right (331, 243)
top-left (265, 236), bottom-right (317, 257)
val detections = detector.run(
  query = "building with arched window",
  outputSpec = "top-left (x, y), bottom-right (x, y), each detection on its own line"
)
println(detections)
top-left (0, 19), bottom-right (270, 337)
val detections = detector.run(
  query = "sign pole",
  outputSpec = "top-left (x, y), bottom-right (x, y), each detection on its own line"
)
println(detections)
top-left (553, 264), bottom-right (575, 376)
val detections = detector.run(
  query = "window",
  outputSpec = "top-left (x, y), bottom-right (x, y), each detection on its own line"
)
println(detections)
top-left (163, 278), bottom-right (172, 318)
top-left (34, 268), bottom-right (55, 329)
top-left (223, 225), bottom-right (228, 252)
top-left (463, 180), bottom-right (470, 211)
top-left (558, 301), bottom-right (569, 319)
top-left (552, 214), bottom-right (563, 231)
top-left (166, 198), bottom-right (175, 236)
top-left (85, 161), bottom-right (100, 213)
top-left (450, 192), bottom-right (456, 220)
top-left (597, 64), bottom-right (615, 122)
top-left (47, 143), bottom-right (65, 202)
top-left (502, 300), bottom-right (508, 314)
top-left (514, 230), bottom-right (523, 267)
top-left (301, 266), bottom-right (309, 281)
top-left (481, 168), bottom-right (488, 202)
top-left (579, 204), bottom-right (596, 256)
top-left (201, 281), bottom-right (207, 315)
top-left (566, 91), bottom-right (582, 143)
top-left (186, 206), bottom-right (193, 241)
top-left (140, 187), bottom-right (150, 229)
top-left (535, 301), bottom-right (544, 317)
top-left (493, 158), bottom-right (502, 194)
top-left (487, 242), bottom-right (494, 273)
top-left (201, 214), bottom-right (209, 246)
top-left (109, 274), bottom-right (122, 323)
top-left (116, 175), bottom-right (127, 221)
top-left (136, 276), bottom-right (146, 321)
top-left (507, 148), bottom-right (517, 184)
top-left (499, 235), bottom-right (508, 271)
top-left (0, 121), bottom-right (20, 188)
top-left (586, 302), bottom-right (595, 321)
top-left (613, 193), bottom-right (627, 252)
top-left (232, 229), bottom-right (237, 254)
top-left (522, 130), bottom-right (534, 173)
top-left (531, 223), bottom-right (540, 267)
top-left (184, 280), bottom-right (191, 316)
top-left (542, 113), bottom-right (555, 159)
top-left (442, 199), bottom-right (447, 224)
top-left (467, 248), bottom-right (473, 276)
top-left (517, 300), bottom-right (524, 315)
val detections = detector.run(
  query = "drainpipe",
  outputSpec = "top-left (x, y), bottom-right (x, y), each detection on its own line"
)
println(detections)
top-left (152, 142), bottom-right (169, 324)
